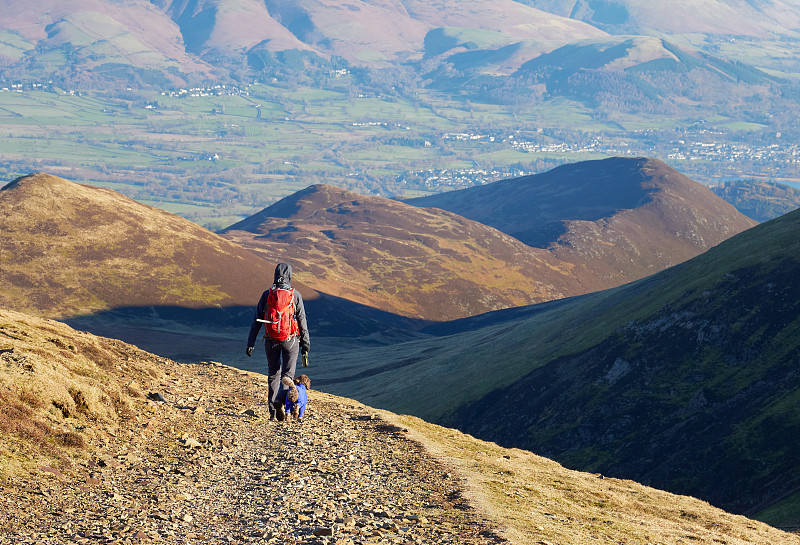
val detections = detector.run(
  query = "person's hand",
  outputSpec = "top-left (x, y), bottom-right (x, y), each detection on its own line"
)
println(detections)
top-left (301, 348), bottom-right (309, 367)
top-left (246, 346), bottom-right (254, 357)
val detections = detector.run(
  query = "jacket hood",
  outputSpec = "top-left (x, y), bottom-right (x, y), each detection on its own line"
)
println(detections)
top-left (274, 263), bottom-right (292, 287)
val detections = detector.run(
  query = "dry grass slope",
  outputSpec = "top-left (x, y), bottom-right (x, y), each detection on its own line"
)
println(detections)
top-left (221, 184), bottom-right (589, 321)
top-left (0, 308), bottom-right (165, 476)
top-left (384, 412), bottom-right (799, 545)
top-left (1, 308), bottom-right (797, 544)
top-left (0, 172), bottom-right (275, 318)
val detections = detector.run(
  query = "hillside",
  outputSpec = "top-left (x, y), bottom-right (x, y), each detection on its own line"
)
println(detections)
top-left (0, 0), bottom-right (605, 82)
top-left (151, 0), bottom-right (311, 55)
top-left (0, 172), bottom-right (272, 317)
top-left (220, 184), bottom-right (590, 321)
top-left (0, 172), bottom-right (416, 363)
top-left (221, 159), bottom-right (756, 322)
top-left (0, 0), bottom-right (211, 84)
top-left (407, 157), bottom-right (757, 286)
top-left (3, 0), bottom-right (799, 83)
top-left (711, 179), bottom-right (800, 222)
top-left (311, 204), bottom-right (800, 523)
top-left (1, 308), bottom-right (797, 544)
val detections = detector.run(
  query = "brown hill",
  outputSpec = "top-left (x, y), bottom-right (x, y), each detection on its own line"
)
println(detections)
top-left (0, 172), bottom-right (433, 363)
top-left (0, 172), bottom-right (274, 318)
top-left (2, 307), bottom-right (796, 545)
top-left (220, 184), bottom-right (590, 321)
top-left (406, 157), bottom-right (758, 287)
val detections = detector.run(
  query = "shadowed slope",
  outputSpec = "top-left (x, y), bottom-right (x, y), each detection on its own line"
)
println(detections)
top-left (152, 0), bottom-right (311, 55)
top-left (312, 206), bottom-right (800, 521)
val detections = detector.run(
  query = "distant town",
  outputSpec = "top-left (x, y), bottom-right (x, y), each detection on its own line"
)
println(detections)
top-left (2, 80), bottom-right (799, 201)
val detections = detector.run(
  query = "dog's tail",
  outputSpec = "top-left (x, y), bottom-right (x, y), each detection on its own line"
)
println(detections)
top-left (282, 376), bottom-right (299, 403)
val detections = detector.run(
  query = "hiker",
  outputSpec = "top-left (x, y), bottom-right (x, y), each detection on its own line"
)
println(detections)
top-left (246, 263), bottom-right (310, 421)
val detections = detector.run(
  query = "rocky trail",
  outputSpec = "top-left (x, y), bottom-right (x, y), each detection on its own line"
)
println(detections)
top-left (0, 359), bottom-right (506, 545)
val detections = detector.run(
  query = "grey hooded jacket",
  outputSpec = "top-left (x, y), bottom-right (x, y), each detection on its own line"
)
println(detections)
top-left (247, 263), bottom-right (310, 351)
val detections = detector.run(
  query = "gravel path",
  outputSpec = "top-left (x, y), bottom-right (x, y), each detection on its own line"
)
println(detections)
top-left (0, 360), bottom-right (507, 545)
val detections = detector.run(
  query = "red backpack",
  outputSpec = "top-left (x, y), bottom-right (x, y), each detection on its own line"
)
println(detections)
top-left (263, 287), bottom-right (299, 341)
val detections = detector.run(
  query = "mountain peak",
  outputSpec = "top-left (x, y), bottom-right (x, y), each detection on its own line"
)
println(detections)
top-left (406, 156), bottom-right (757, 280)
top-left (223, 184), bottom-right (363, 232)
top-left (221, 184), bottom-right (587, 320)
top-left (3, 171), bottom-right (90, 195)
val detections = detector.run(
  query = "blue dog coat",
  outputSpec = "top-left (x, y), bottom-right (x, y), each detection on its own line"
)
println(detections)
top-left (285, 383), bottom-right (308, 419)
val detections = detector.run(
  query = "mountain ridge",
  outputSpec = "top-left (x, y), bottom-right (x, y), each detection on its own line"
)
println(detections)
top-left (0, 172), bottom-right (426, 363)
top-left (406, 157), bottom-right (757, 286)
top-left (0, 172), bottom-right (271, 317)
top-left (222, 158), bottom-right (756, 322)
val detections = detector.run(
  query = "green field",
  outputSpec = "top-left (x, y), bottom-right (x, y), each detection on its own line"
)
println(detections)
top-left (0, 83), bottom-right (770, 227)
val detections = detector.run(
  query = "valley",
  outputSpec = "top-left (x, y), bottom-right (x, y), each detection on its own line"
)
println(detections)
top-left (0, 80), bottom-right (798, 230)
top-left (3, 161), bottom-right (797, 529)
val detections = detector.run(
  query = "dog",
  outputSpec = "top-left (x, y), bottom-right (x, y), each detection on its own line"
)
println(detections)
top-left (281, 375), bottom-right (310, 421)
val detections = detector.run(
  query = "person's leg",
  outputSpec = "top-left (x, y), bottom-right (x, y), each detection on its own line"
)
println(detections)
top-left (265, 341), bottom-right (282, 418)
top-left (281, 336), bottom-right (300, 382)
top-left (273, 337), bottom-right (299, 421)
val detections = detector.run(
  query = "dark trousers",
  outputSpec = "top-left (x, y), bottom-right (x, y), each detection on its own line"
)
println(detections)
top-left (265, 336), bottom-right (299, 414)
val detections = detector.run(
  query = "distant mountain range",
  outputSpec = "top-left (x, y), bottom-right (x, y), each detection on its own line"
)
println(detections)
top-left (1, 0), bottom-right (798, 90)
top-left (520, 0), bottom-right (800, 36)
top-left (220, 158), bottom-right (755, 321)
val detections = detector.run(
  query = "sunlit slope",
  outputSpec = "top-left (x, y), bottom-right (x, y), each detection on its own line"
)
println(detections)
top-left (0, 0), bottom-right (210, 81)
top-left (221, 184), bottom-right (590, 321)
top-left (0, 172), bottom-right (275, 317)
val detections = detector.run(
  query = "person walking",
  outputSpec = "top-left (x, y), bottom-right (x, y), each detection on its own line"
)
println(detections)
top-left (246, 263), bottom-right (310, 420)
